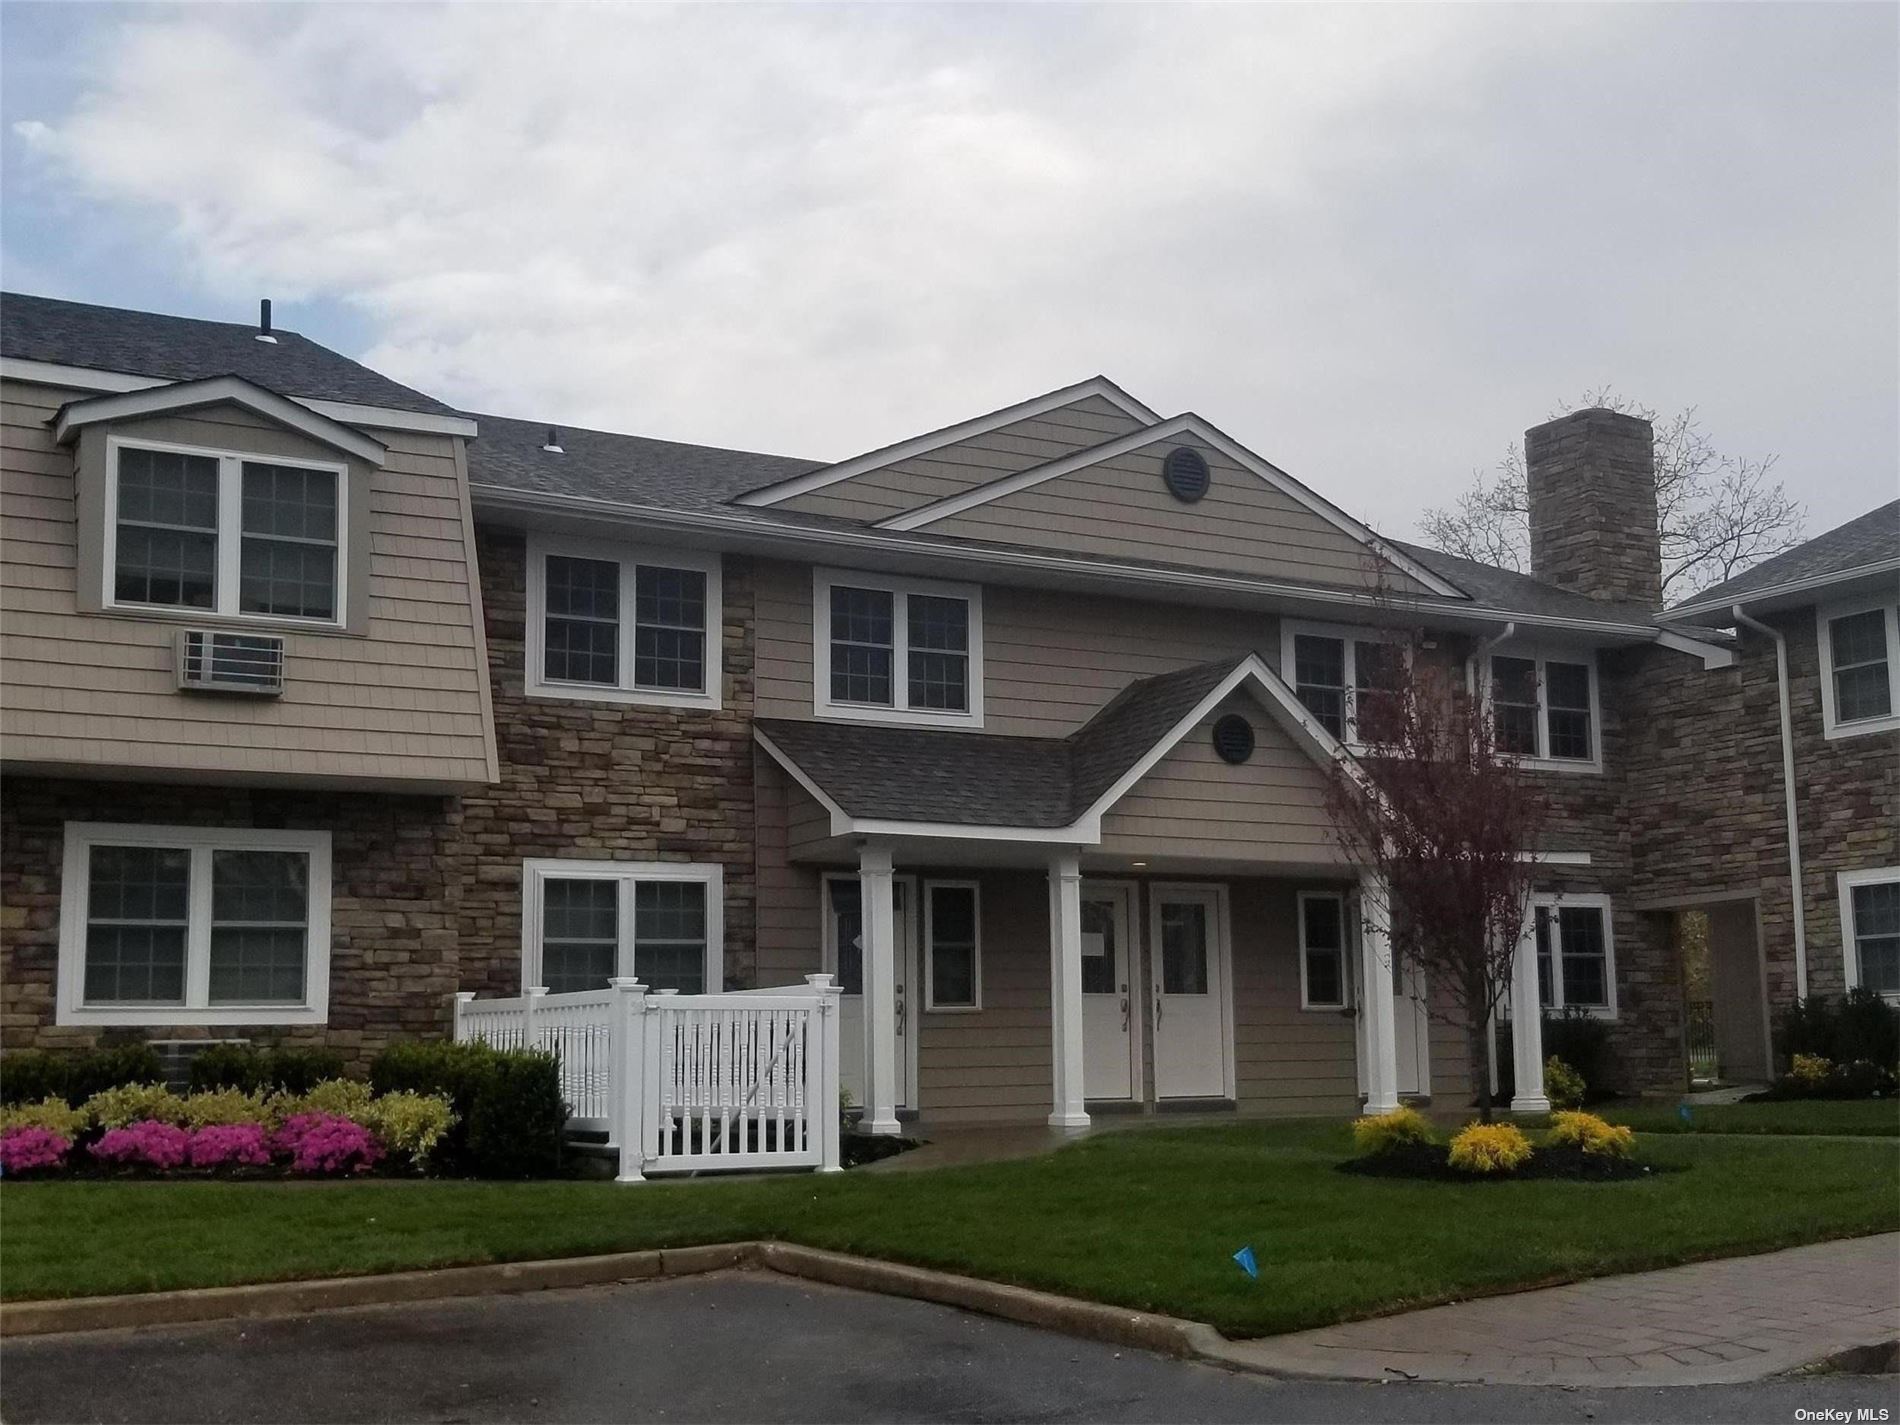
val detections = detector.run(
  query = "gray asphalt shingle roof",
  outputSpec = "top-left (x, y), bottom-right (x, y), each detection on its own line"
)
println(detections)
top-left (1673, 500), bottom-right (1899, 608)
top-left (1390, 540), bottom-right (1659, 624)
top-left (1, 292), bottom-right (461, 417)
top-left (757, 656), bottom-right (1253, 828)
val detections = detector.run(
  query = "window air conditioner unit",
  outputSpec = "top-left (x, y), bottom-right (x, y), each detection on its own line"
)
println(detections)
top-left (175, 629), bottom-right (285, 696)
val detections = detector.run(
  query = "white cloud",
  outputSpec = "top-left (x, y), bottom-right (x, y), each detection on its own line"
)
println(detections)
top-left (11, 2), bottom-right (1896, 532)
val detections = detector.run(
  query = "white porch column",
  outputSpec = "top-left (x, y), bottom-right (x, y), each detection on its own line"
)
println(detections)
top-left (1047, 851), bottom-right (1090, 1130)
top-left (1510, 908), bottom-right (1550, 1112)
top-left (1358, 870), bottom-right (1401, 1115)
top-left (858, 843), bottom-right (902, 1136)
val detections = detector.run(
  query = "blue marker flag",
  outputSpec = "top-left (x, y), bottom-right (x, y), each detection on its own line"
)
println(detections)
top-left (1233, 1246), bottom-right (1258, 1279)
top-left (1678, 1103), bottom-right (1693, 1124)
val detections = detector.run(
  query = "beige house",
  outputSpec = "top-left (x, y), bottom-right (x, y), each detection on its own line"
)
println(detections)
top-left (3, 292), bottom-right (1891, 1146)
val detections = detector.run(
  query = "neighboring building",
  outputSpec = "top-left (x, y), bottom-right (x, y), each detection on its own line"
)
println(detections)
top-left (1, 292), bottom-right (1888, 1129)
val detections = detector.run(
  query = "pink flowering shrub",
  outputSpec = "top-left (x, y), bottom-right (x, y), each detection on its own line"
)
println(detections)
top-left (188, 1123), bottom-right (272, 1170)
top-left (90, 1120), bottom-right (190, 1170)
top-left (0, 1126), bottom-right (71, 1175)
top-left (273, 1112), bottom-right (383, 1175)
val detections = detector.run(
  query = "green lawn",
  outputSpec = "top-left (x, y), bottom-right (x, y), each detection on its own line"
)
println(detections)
top-left (1601, 1098), bottom-right (1900, 1137)
top-left (4, 1121), bottom-right (1894, 1338)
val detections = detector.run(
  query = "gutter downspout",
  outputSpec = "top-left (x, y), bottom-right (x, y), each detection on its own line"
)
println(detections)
top-left (1732, 603), bottom-right (1808, 999)
top-left (1467, 620), bottom-right (1515, 1098)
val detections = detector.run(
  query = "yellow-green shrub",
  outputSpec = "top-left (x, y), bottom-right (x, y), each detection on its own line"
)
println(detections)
top-left (0, 1096), bottom-right (87, 1136)
top-left (1547, 1110), bottom-right (1635, 1158)
top-left (269, 1078), bottom-right (373, 1124)
top-left (179, 1088), bottom-right (270, 1129)
top-left (1544, 1056), bottom-right (1586, 1110)
top-left (1351, 1106), bottom-right (1434, 1155)
top-left (1447, 1121), bottom-right (1532, 1175)
top-left (83, 1082), bottom-right (188, 1129)
top-left (1789, 1053), bottom-right (1832, 1088)
top-left (360, 1091), bottom-right (456, 1167)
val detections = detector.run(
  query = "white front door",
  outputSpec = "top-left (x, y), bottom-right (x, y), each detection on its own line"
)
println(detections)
top-left (827, 875), bottom-right (916, 1113)
top-left (1149, 885), bottom-right (1231, 1100)
top-left (1081, 884), bottom-right (1138, 1101)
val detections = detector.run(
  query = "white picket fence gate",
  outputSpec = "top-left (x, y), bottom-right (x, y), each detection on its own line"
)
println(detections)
top-left (453, 975), bottom-right (842, 1182)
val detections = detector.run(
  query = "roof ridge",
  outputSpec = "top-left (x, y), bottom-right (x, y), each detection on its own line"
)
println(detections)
top-left (3, 290), bottom-right (302, 340)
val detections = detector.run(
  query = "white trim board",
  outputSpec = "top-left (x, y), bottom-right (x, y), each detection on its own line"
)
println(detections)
top-left (735, 377), bottom-right (1163, 506)
top-left (55, 375), bottom-right (387, 466)
top-left (3, 356), bottom-right (478, 439)
top-left (875, 412), bottom-right (1465, 601)
top-left (1662, 557), bottom-right (1900, 623)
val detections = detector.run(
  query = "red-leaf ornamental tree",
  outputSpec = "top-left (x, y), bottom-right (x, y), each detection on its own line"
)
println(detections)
top-left (1323, 638), bottom-right (1548, 1122)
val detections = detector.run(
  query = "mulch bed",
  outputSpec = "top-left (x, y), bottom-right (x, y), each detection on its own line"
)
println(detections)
top-left (842, 1132), bottom-right (920, 1168)
top-left (1338, 1141), bottom-right (1677, 1183)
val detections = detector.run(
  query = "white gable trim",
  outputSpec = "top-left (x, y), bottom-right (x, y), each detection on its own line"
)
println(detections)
top-left (1653, 628), bottom-right (1737, 669)
top-left (877, 413), bottom-right (1466, 600)
top-left (734, 377), bottom-right (1162, 507)
top-left (51, 375), bottom-right (388, 465)
top-left (754, 727), bottom-right (855, 835)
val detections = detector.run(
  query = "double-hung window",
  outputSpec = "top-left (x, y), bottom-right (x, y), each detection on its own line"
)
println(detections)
top-left (1531, 894), bottom-right (1616, 1015)
top-left (1297, 891), bottom-right (1348, 1010)
top-left (1818, 600), bottom-right (1900, 738)
top-left (1281, 623), bottom-right (1404, 746)
top-left (58, 823), bottom-right (332, 1025)
top-left (1487, 650), bottom-right (1600, 769)
top-left (1839, 867), bottom-right (1900, 998)
top-left (107, 439), bottom-right (345, 625)
top-left (924, 881), bottom-right (981, 1011)
top-left (523, 860), bottom-right (723, 995)
top-left (526, 536), bottom-right (722, 708)
top-left (813, 570), bottom-right (983, 725)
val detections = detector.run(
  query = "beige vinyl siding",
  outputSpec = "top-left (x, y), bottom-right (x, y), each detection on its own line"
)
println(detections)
top-left (0, 380), bottom-right (494, 789)
top-left (1428, 978), bottom-right (1475, 1103)
top-left (1229, 880), bottom-right (1361, 1113)
top-left (776, 397), bottom-right (1144, 523)
top-left (1097, 694), bottom-right (1346, 865)
top-left (926, 436), bottom-right (1428, 594)
top-left (756, 559), bottom-right (1275, 736)
top-left (753, 749), bottom-right (824, 986)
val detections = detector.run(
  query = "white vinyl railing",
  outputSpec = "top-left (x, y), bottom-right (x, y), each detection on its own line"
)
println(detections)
top-left (453, 975), bottom-right (842, 1182)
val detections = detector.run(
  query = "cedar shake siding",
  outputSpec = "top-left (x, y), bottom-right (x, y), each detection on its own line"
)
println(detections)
top-left (446, 525), bottom-right (759, 997)
top-left (1, 776), bottom-right (459, 1063)
top-left (0, 378), bottom-right (495, 790)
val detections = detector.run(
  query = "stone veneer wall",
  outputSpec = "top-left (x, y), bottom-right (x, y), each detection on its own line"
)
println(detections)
top-left (1626, 606), bottom-right (1900, 1011)
top-left (1525, 408), bottom-right (1663, 607)
top-left (0, 778), bottom-right (459, 1065)
top-left (447, 526), bottom-right (759, 997)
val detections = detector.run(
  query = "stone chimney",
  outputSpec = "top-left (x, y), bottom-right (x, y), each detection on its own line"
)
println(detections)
top-left (1525, 407), bottom-right (1662, 607)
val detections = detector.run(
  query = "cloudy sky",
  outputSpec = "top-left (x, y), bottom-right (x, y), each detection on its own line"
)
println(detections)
top-left (3, 3), bottom-right (1894, 538)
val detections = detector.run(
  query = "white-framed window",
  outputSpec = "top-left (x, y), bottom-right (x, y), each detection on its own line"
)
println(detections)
top-left (1839, 866), bottom-right (1900, 998)
top-left (522, 860), bottom-right (723, 995)
top-left (1817, 599), bottom-right (1900, 739)
top-left (812, 569), bottom-right (984, 726)
top-left (57, 823), bottom-right (332, 1026)
top-left (1485, 648), bottom-right (1601, 771)
top-left (524, 534), bottom-right (723, 709)
top-left (924, 880), bottom-right (981, 1011)
top-left (104, 436), bottom-right (347, 627)
top-left (1297, 890), bottom-right (1348, 1010)
top-left (1530, 892), bottom-right (1616, 1016)
top-left (1280, 622), bottom-right (1406, 747)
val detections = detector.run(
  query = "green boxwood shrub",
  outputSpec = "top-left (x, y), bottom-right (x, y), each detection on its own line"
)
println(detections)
top-left (1774, 991), bottom-right (1900, 1079)
top-left (188, 1043), bottom-right (348, 1095)
top-left (371, 1040), bottom-right (565, 1177)
top-left (1, 1044), bottom-right (165, 1106)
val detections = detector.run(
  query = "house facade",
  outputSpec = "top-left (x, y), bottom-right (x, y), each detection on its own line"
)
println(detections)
top-left (3, 292), bottom-right (1892, 1129)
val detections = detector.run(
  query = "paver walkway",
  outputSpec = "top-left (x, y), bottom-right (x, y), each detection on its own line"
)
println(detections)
top-left (1218, 1232), bottom-right (1900, 1386)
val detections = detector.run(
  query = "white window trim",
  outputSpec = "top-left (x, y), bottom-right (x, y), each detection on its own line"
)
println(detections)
top-left (520, 859), bottom-right (725, 993)
top-left (1530, 891), bottom-right (1618, 1019)
top-left (1838, 865), bottom-right (1900, 999)
top-left (1483, 644), bottom-right (1604, 773)
top-left (103, 435), bottom-right (349, 629)
top-left (1816, 598), bottom-right (1900, 740)
top-left (57, 822), bottom-right (332, 1027)
top-left (923, 879), bottom-right (983, 1012)
top-left (1279, 620), bottom-right (1410, 753)
top-left (812, 568), bottom-right (985, 728)
top-left (524, 533), bottom-right (723, 709)
top-left (1296, 889), bottom-right (1350, 1011)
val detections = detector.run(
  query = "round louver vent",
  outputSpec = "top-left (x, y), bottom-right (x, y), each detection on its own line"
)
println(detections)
top-left (1162, 446), bottom-right (1210, 503)
top-left (1212, 713), bottom-right (1255, 765)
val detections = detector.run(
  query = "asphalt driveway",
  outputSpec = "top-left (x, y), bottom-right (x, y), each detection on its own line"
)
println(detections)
top-left (0, 1273), bottom-right (1891, 1424)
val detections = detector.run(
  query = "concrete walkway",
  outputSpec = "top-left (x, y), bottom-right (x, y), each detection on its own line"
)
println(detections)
top-left (1217, 1233), bottom-right (1900, 1386)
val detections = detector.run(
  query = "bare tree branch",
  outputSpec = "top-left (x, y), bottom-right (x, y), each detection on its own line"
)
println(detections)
top-left (1421, 391), bottom-right (1806, 601)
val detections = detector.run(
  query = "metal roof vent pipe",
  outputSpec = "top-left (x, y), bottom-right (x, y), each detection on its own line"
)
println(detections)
top-left (541, 427), bottom-right (565, 454)
top-left (255, 299), bottom-right (278, 344)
